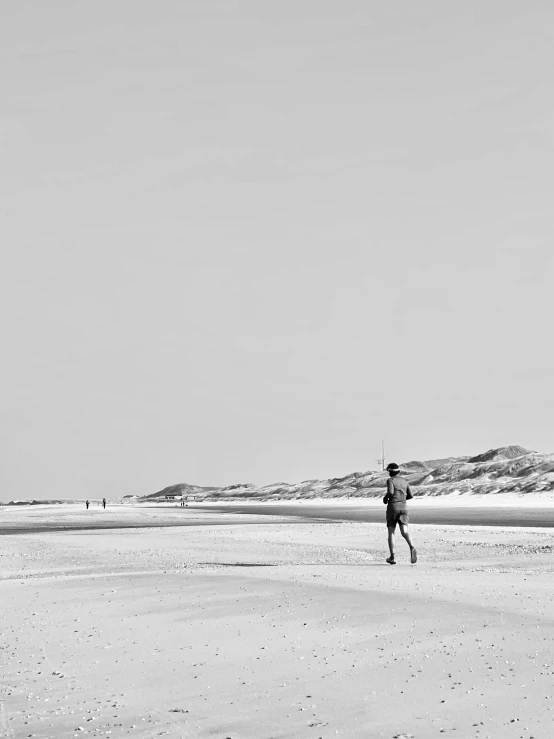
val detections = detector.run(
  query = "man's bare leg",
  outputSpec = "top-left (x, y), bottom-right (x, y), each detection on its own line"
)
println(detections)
top-left (387, 526), bottom-right (396, 562)
top-left (399, 523), bottom-right (417, 563)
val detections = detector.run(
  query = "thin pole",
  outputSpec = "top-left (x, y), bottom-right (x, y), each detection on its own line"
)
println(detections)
top-left (376, 439), bottom-right (385, 472)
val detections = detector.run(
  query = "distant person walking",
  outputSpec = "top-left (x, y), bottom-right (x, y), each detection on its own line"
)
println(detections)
top-left (383, 462), bottom-right (417, 565)
top-left (86, 500), bottom-right (90, 510)
top-left (102, 498), bottom-right (106, 509)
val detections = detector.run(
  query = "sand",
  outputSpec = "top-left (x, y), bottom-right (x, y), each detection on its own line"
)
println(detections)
top-left (1, 504), bottom-right (553, 739)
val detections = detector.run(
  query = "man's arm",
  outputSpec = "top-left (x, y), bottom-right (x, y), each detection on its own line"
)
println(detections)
top-left (383, 478), bottom-right (394, 504)
top-left (406, 483), bottom-right (413, 500)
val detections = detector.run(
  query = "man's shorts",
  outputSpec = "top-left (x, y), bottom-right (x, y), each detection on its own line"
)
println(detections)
top-left (386, 506), bottom-right (409, 529)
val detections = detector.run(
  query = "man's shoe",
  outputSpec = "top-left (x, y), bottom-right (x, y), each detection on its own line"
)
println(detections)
top-left (386, 556), bottom-right (396, 565)
top-left (410, 548), bottom-right (417, 564)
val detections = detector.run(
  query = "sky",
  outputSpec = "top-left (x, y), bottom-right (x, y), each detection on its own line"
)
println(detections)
top-left (1, 1), bottom-right (553, 501)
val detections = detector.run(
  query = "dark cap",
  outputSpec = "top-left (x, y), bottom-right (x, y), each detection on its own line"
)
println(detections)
top-left (386, 462), bottom-right (400, 472)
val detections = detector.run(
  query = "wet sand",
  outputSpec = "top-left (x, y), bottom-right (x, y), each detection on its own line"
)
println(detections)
top-left (1, 504), bottom-right (553, 739)
top-left (187, 502), bottom-right (554, 528)
top-left (3, 500), bottom-right (554, 535)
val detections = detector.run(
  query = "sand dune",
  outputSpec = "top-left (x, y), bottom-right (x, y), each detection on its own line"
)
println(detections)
top-left (143, 445), bottom-right (554, 503)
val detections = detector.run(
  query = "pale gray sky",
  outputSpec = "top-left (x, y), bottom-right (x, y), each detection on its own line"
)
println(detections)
top-left (2, 1), bottom-right (553, 501)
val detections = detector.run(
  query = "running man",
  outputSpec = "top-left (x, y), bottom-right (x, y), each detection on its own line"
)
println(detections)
top-left (383, 462), bottom-right (417, 565)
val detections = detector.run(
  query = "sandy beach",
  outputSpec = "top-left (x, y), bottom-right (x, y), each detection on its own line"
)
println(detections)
top-left (1, 504), bottom-right (553, 739)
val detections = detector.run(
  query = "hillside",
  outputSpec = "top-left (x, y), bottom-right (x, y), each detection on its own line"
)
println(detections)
top-left (144, 446), bottom-right (554, 502)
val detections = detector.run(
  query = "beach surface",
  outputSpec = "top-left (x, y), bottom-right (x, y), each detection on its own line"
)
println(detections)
top-left (1, 503), bottom-right (553, 739)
